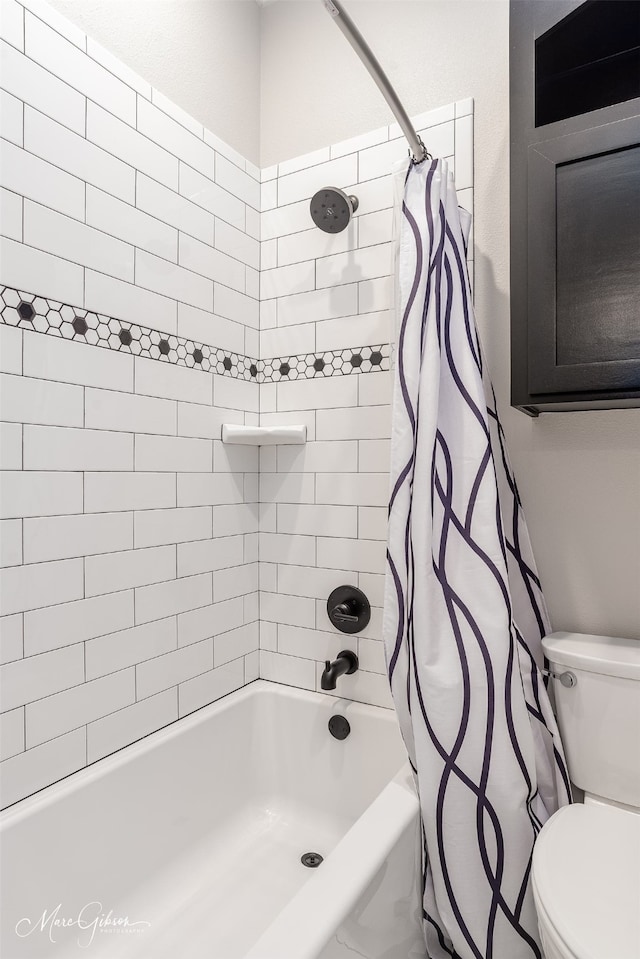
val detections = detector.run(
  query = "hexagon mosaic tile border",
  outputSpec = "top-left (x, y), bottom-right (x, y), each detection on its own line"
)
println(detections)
top-left (0, 287), bottom-right (390, 383)
top-left (260, 343), bottom-right (390, 383)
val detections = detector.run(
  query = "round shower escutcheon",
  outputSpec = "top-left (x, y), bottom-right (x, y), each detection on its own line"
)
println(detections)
top-left (310, 187), bottom-right (359, 233)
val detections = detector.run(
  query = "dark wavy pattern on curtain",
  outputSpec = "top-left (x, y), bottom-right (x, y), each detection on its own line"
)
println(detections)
top-left (383, 159), bottom-right (571, 959)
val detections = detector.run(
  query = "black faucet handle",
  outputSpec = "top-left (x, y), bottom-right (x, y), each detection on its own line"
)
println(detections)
top-left (332, 602), bottom-right (358, 623)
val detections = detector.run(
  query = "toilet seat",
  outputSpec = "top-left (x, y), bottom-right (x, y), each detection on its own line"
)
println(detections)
top-left (532, 802), bottom-right (640, 959)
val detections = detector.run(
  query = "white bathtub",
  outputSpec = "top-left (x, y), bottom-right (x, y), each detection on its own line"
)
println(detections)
top-left (1, 680), bottom-right (425, 959)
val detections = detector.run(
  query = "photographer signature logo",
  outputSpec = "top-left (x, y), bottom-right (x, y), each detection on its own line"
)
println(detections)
top-left (15, 902), bottom-right (151, 948)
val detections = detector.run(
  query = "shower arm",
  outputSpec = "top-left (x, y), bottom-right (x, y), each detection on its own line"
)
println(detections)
top-left (322, 0), bottom-right (429, 163)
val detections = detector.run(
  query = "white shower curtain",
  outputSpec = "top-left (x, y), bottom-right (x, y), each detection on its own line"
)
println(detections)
top-left (383, 159), bottom-right (572, 959)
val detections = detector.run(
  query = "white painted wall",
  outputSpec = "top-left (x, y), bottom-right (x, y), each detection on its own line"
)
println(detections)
top-left (260, 0), bottom-right (640, 641)
top-left (48, 0), bottom-right (261, 164)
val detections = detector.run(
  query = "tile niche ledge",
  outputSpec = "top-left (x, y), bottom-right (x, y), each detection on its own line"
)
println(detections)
top-left (221, 424), bottom-right (307, 446)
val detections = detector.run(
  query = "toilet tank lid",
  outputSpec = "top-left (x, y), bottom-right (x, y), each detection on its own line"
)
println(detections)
top-left (542, 632), bottom-right (640, 681)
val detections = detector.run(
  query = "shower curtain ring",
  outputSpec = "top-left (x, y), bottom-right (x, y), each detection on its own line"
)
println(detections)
top-left (410, 136), bottom-right (430, 164)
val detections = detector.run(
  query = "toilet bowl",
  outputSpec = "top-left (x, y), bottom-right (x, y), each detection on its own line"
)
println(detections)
top-left (531, 632), bottom-right (640, 959)
top-left (533, 801), bottom-right (640, 958)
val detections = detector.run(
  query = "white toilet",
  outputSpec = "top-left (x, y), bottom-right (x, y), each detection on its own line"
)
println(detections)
top-left (532, 631), bottom-right (640, 959)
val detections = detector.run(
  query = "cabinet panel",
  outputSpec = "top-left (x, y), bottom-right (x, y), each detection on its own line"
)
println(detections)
top-left (527, 115), bottom-right (640, 395)
top-left (556, 147), bottom-right (639, 366)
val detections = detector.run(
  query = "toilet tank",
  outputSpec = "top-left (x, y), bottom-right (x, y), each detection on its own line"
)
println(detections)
top-left (542, 632), bottom-right (640, 808)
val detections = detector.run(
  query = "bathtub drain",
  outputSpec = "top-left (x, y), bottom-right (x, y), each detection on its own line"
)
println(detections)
top-left (301, 852), bottom-right (324, 868)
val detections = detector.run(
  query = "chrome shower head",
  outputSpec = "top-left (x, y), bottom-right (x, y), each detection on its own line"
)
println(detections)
top-left (310, 187), bottom-right (359, 233)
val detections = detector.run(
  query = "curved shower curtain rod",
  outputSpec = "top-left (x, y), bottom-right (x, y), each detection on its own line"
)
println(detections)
top-left (322, 0), bottom-right (430, 163)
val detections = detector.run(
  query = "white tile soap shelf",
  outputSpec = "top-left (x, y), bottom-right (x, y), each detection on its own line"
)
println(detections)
top-left (221, 425), bottom-right (307, 446)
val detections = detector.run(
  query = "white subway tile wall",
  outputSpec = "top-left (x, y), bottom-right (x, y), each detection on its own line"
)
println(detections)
top-left (0, 0), bottom-right (474, 808)
top-left (256, 100), bottom-right (474, 710)
top-left (0, 1), bottom-right (260, 808)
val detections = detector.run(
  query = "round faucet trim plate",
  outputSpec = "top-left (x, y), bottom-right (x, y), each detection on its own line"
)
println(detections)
top-left (327, 585), bottom-right (371, 634)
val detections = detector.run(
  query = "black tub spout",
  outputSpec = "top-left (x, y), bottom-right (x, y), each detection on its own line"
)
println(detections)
top-left (321, 650), bottom-right (359, 690)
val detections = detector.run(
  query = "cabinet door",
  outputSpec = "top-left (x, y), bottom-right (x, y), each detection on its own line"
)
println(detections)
top-left (527, 114), bottom-right (640, 394)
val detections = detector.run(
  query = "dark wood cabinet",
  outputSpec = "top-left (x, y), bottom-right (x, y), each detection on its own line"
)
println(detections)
top-left (510, 0), bottom-right (640, 414)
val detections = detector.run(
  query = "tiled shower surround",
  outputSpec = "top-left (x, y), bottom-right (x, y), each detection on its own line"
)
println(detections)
top-left (255, 106), bottom-right (472, 708)
top-left (0, 0), bottom-right (473, 807)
